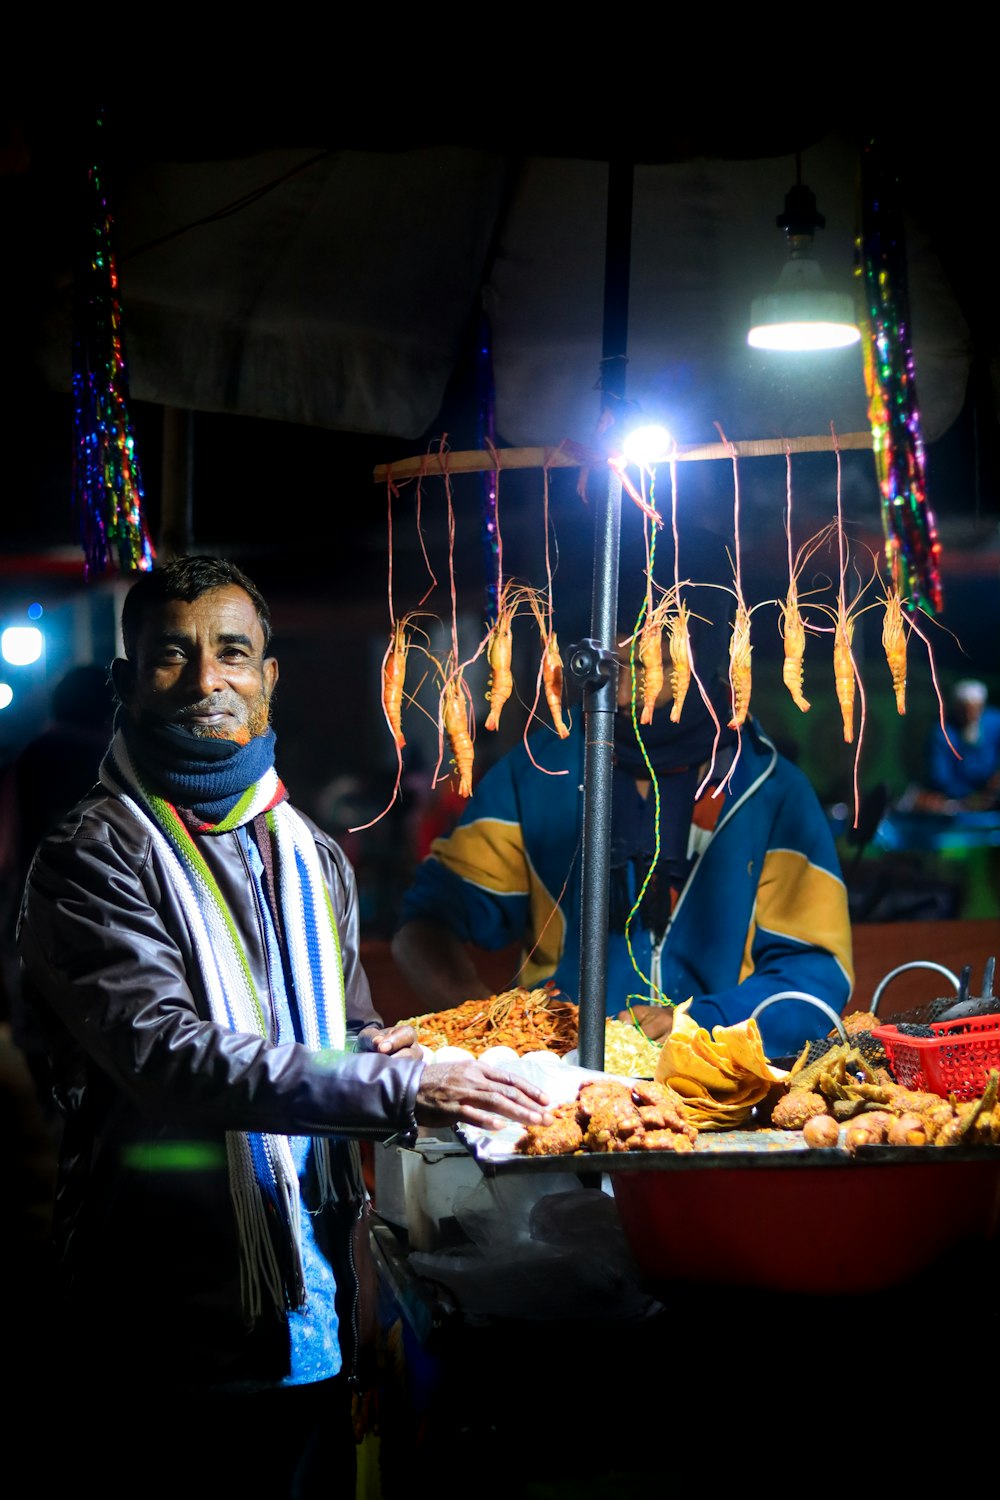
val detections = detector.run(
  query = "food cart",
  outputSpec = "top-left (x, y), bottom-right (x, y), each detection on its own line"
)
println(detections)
top-left (362, 162), bottom-right (1000, 1493)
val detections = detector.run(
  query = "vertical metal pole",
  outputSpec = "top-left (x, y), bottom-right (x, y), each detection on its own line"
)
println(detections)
top-left (577, 159), bottom-right (633, 1073)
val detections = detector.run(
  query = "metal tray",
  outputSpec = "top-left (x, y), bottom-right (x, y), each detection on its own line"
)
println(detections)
top-left (461, 1124), bottom-right (1000, 1175)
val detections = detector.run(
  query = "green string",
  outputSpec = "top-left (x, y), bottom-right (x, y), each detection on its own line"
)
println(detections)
top-left (620, 488), bottom-right (675, 1031)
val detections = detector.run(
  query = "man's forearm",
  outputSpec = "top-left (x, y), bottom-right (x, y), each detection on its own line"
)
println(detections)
top-left (391, 919), bottom-right (492, 1012)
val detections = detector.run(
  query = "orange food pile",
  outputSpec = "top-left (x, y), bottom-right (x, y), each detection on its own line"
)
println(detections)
top-left (407, 985), bottom-right (579, 1057)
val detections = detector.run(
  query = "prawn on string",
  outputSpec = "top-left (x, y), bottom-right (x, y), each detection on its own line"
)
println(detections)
top-left (775, 447), bottom-right (829, 715)
top-left (521, 452), bottom-right (572, 753)
top-left (479, 579), bottom-right (537, 734)
top-left (434, 650), bottom-right (477, 800)
top-left (712, 425), bottom-right (768, 791)
top-left (349, 611), bottom-right (438, 834)
top-left (877, 568), bottom-right (958, 757)
top-left (519, 588), bottom-right (571, 746)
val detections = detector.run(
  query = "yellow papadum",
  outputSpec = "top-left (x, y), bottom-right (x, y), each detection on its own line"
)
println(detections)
top-left (654, 1000), bottom-right (788, 1129)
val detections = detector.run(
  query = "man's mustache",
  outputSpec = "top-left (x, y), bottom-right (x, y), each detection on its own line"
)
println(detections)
top-left (175, 696), bottom-right (240, 721)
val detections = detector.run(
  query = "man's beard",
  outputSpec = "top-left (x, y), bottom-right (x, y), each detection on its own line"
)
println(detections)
top-left (184, 690), bottom-right (272, 745)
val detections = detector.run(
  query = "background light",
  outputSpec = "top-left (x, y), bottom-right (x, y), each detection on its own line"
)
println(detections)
top-left (0, 684), bottom-right (12, 710)
top-left (748, 170), bottom-right (860, 353)
top-left (748, 257), bottom-right (860, 350)
top-left (622, 422), bottom-right (673, 468)
top-left (1, 625), bottom-right (44, 665)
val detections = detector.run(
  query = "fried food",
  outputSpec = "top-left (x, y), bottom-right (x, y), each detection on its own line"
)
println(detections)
top-left (770, 1090), bottom-right (828, 1131)
top-left (406, 985), bottom-right (579, 1057)
top-left (631, 1079), bottom-right (696, 1135)
top-left (578, 1081), bottom-right (645, 1152)
top-left (840, 1010), bottom-right (880, 1036)
top-left (512, 1078), bottom-right (697, 1156)
top-left (654, 1000), bottom-right (787, 1130)
top-left (603, 1017), bottom-right (664, 1077)
top-left (802, 1114), bottom-right (840, 1148)
top-left (636, 1129), bottom-right (696, 1153)
top-left (516, 1104), bottom-right (585, 1156)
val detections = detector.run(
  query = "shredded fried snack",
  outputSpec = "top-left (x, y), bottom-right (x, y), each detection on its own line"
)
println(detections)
top-left (603, 1018), bottom-right (663, 1078)
top-left (405, 985), bottom-right (579, 1057)
top-left (405, 993), bottom-right (665, 1071)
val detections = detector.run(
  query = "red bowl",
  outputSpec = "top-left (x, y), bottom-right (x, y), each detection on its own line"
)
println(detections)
top-left (612, 1158), bottom-right (1000, 1295)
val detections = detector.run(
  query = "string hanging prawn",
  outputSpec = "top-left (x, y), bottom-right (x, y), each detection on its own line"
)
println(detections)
top-left (667, 600), bottom-right (694, 724)
top-left (832, 606), bottom-right (858, 742)
top-left (636, 602), bottom-right (666, 725)
top-left (483, 581), bottom-right (525, 732)
top-left (776, 530), bottom-right (831, 716)
top-left (381, 617), bottom-right (410, 749)
top-left (881, 584), bottom-right (909, 714)
top-left (541, 631), bottom-right (570, 738)
top-left (441, 665), bottom-right (475, 798)
top-left (527, 592), bottom-right (570, 738)
top-left (728, 599), bottom-right (753, 729)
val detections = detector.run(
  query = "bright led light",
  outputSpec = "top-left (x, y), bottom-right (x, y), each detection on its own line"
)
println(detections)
top-left (748, 254), bottom-right (860, 352)
top-left (748, 320), bottom-right (861, 351)
top-left (1, 625), bottom-right (44, 665)
top-left (622, 423), bottom-right (673, 468)
top-left (0, 683), bottom-right (12, 710)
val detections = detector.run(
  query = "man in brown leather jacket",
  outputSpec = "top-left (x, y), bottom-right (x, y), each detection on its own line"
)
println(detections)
top-left (16, 556), bottom-right (550, 1499)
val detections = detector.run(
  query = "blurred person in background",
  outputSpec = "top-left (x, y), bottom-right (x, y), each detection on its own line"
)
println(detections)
top-left (923, 678), bottom-right (1000, 810)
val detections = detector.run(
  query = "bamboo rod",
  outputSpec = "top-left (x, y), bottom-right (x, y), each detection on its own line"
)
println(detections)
top-left (373, 430), bottom-right (875, 484)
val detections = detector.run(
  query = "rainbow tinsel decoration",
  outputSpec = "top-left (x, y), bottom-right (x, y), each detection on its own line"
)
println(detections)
top-left (858, 139), bottom-right (942, 615)
top-left (71, 134), bottom-right (155, 578)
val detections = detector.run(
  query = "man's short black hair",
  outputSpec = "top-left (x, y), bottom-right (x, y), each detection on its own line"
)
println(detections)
top-left (120, 556), bottom-right (272, 660)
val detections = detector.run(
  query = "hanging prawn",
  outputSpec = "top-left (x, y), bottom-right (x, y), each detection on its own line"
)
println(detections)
top-left (381, 617), bottom-right (410, 749)
top-left (728, 600), bottom-right (753, 729)
top-left (832, 603), bottom-right (858, 742)
top-left (638, 608), bottom-right (665, 725)
top-left (526, 591), bottom-right (570, 739)
top-left (780, 588), bottom-right (811, 713)
top-left (667, 601), bottom-right (693, 724)
top-left (776, 455), bottom-right (827, 715)
top-left (881, 585), bottom-right (909, 714)
top-left (541, 630), bottom-right (570, 738)
top-left (442, 669), bottom-right (475, 797)
top-left (483, 582), bottom-right (522, 732)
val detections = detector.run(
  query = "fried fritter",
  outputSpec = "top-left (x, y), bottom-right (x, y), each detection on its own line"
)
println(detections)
top-left (770, 1090), bottom-right (829, 1130)
top-left (631, 1079), bottom-right (698, 1140)
top-left (578, 1081), bottom-right (645, 1151)
top-left (636, 1129), bottom-right (696, 1153)
top-left (515, 1103), bottom-right (584, 1156)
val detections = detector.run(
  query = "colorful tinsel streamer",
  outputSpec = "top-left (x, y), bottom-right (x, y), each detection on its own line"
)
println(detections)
top-left (858, 140), bottom-right (942, 614)
top-left (71, 136), bottom-right (155, 577)
top-left (476, 306), bottom-right (499, 624)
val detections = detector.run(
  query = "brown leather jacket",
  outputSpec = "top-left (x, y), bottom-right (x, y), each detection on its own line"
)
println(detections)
top-left (18, 787), bottom-right (423, 1390)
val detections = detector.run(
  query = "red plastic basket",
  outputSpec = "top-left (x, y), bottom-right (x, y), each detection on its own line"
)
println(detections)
top-left (873, 1014), bottom-right (1000, 1101)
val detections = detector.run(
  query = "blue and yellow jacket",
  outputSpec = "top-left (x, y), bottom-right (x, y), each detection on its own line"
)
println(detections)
top-left (398, 716), bottom-right (854, 1058)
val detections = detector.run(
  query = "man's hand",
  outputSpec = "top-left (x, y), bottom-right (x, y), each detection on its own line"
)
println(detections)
top-left (616, 1004), bottom-right (674, 1041)
top-left (357, 1023), bottom-right (422, 1059)
top-left (415, 1060), bottom-right (552, 1132)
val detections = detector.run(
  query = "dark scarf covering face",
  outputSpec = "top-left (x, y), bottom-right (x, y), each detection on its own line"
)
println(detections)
top-left (120, 716), bottom-right (278, 824)
top-left (610, 677), bottom-right (736, 938)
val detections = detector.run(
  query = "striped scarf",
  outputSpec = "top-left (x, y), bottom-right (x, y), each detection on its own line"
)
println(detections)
top-left (100, 728), bottom-right (347, 1323)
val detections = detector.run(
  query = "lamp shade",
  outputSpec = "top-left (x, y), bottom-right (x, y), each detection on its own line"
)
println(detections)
top-left (749, 250), bottom-right (860, 351)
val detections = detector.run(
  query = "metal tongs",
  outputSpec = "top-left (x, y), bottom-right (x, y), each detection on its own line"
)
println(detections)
top-left (869, 956), bottom-right (998, 1027)
top-left (936, 956), bottom-right (997, 1023)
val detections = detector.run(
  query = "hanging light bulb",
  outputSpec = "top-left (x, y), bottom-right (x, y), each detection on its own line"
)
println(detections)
top-left (748, 163), bottom-right (860, 352)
